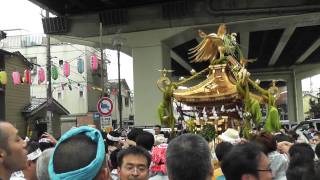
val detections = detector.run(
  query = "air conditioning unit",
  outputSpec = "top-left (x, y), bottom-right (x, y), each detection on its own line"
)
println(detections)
top-left (42, 16), bottom-right (69, 34)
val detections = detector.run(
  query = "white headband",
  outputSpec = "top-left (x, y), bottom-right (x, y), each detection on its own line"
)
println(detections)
top-left (27, 148), bottom-right (42, 161)
top-left (39, 138), bottom-right (51, 143)
top-left (107, 134), bottom-right (120, 142)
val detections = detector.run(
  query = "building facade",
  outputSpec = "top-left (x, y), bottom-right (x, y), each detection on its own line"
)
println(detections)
top-left (0, 49), bottom-right (32, 136)
top-left (108, 79), bottom-right (134, 128)
top-left (2, 34), bottom-right (134, 132)
top-left (2, 34), bottom-right (102, 114)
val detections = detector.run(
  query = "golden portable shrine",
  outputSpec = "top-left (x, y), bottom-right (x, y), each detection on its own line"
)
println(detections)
top-left (157, 24), bottom-right (281, 138)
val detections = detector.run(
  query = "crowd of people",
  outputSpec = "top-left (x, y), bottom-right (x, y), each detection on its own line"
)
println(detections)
top-left (0, 120), bottom-right (320, 180)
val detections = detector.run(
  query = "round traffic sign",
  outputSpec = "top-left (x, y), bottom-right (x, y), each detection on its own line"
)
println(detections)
top-left (97, 97), bottom-right (113, 116)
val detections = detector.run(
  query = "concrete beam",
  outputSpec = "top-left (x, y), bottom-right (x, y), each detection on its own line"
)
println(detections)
top-left (165, 12), bottom-right (320, 49)
top-left (240, 31), bottom-right (249, 58)
top-left (170, 50), bottom-right (193, 71)
top-left (51, 35), bottom-right (97, 47)
top-left (207, 12), bottom-right (320, 32)
top-left (51, 35), bottom-right (134, 56)
top-left (268, 26), bottom-right (295, 66)
top-left (295, 38), bottom-right (320, 64)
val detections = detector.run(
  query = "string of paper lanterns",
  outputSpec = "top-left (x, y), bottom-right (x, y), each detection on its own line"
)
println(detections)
top-left (0, 54), bottom-right (99, 86)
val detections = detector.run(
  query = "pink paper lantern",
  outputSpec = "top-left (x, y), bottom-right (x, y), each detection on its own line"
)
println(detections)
top-left (12, 71), bottom-right (21, 85)
top-left (24, 69), bottom-right (31, 84)
top-left (38, 68), bottom-right (45, 84)
top-left (63, 62), bottom-right (70, 77)
top-left (91, 55), bottom-right (98, 71)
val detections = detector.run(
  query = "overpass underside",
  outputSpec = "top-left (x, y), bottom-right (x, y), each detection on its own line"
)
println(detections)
top-left (29, 0), bottom-right (320, 125)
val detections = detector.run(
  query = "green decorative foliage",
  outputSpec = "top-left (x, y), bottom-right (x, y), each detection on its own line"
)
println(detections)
top-left (199, 124), bottom-right (216, 141)
top-left (157, 102), bottom-right (167, 126)
top-left (250, 99), bottom-right (262, 126)
top-left (264, 106), bottom-right (281, 133)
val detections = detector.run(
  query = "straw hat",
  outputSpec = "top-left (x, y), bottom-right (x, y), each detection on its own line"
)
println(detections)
top-left (218, 128), bottom-right (240, 144)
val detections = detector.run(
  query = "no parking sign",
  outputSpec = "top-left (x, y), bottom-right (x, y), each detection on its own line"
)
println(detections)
top-left (97, 97), bottom-right (113, 116)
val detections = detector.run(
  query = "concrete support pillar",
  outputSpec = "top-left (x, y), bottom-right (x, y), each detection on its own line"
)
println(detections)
top-left (132, 44), bottom-right (170, 126)
top-left (286, 72), bottom-right (300, 122)
top-left (293, 73), bottom-right (304, 122)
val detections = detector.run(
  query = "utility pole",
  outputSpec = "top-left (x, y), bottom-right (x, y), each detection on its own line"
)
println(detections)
top-left (99, 22), bottom-right (105, 97)
top-left (46, 10), bottom-right (53, 134)
top-left (112, 35), bottom-right (125, 128)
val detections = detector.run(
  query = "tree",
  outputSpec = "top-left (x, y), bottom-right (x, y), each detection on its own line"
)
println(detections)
top-left (309, 94), bottom-right (320, 119)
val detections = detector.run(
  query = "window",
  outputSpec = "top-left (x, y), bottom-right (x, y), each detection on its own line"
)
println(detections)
top-left (125, 97), bottom-right (129, 107)
top-left (27, 57), bottom-right (37, 75)
top-left (79, 90), bottom-right (84, 97)
top-left (58, 92), bottom-right (62, 99)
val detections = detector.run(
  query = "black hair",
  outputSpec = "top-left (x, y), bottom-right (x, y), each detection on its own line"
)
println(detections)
top-left (38, 140), bottom-right (55, 152)
top-left (26, 141), bottom-right (39, 154)
top-left (166, 134), bottom-right (211, 180)
top-left (26, 141), bottom-right (40, 162)
top-left (110, 149), bottom-right (121, 170)
top-left (106, 131), bottom-right (121, 146)
top-left (221, 143), bottom-right (263, 180)
top-left (127, 128), bottom-right (143, 142)
top-left (288, 143), bottom-right (315, 167)
top-left (53, 134), bottom-right (105, 174)
top-left (117, 146), bottom-right (151, 168)
top-left (136, 131), bottom-right (155, 151)
top-left (286, 143), bottom-right (317, 180)
top-left (315, 143), bottom-right (320, 159)
top-left (274, 133), bottom-right (295, 143)
top-left (154, 125), bottom-right (161, 129)
top-left (286, 166), bottom-right (318, 180)
top-left (215, 142), bottom-right (233, 162)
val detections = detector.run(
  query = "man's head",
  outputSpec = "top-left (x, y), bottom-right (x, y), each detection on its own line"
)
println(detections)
top-left (127, 128), bottom-right (143, 142)
top-left (106, 131), bottom-right (122, 148)
top-left (36, 148), bottom-right (54, 180)
top-left (117, 146), bottom-right (151, 180)
top-left (288, 143), bottom-right (315, 166)
top-left (23, 141), bottom-right (42, 180)
top-left (215, 142), bottom-right (233, 162)
top-left (166, 134), bottom-right (212, 180)
top-left (154, 125), bottom-right (161, 135)
top-left (253, 132), bottom-right (277, 154)
top-left (0, 122), bottom-right (27, 177)
top-left (110, 149), bottom-right (121, 170)
top-left (136, 131), bottom-right (154, 151)
top-left (221, 143), bottom-right (272, 180)
top-left (48, 126), bottom-right (109, 180)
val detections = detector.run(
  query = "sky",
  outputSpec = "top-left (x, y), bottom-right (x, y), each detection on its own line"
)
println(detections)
top-left (0, 0), bottom-right (134, 90)
top-left (302, 75), bottom-right (320, 93)
top-left (0, 0), bottom-right (44, 34)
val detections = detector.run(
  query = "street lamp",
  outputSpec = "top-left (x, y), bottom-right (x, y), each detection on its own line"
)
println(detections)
top-left (112, 35), bottom-right (126, 128)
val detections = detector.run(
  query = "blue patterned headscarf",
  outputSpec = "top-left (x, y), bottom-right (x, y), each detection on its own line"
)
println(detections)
top-left (48, 126), bottom-right (106, 180)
